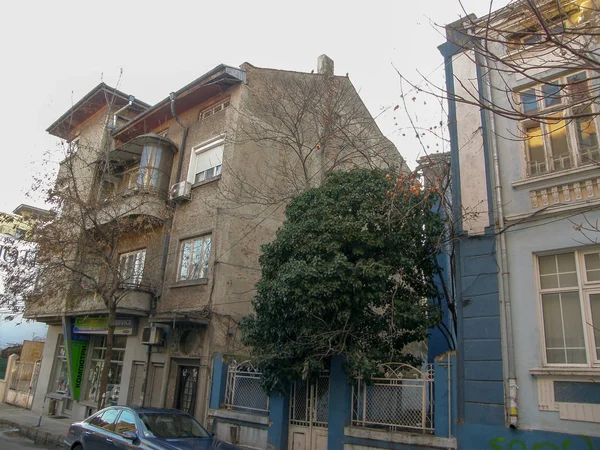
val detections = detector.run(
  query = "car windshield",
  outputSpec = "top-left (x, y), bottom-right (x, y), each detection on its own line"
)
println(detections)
top-left (138, 413), bottom-right (210, 439)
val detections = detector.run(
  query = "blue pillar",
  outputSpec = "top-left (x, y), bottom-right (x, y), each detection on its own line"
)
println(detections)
top-left (434, 352), bottom-right (457, 438)
top-left (209, 354), bottom-right (228, 410)
top-left (327, 355), bottom-right (352, 450)
top-left (267, 392), bottom-right (290, 450)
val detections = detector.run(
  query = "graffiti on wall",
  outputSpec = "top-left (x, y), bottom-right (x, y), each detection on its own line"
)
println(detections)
top-left (489, 436), bottom-right (595, 450)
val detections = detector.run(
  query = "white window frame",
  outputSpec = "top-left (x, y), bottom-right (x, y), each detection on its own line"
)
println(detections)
top-left (177, 234), bottom-right (212, 282)
top-left (187, 136), bottom-right (224, 185)
top-left (119, 249), bottom-right (146, 286)
top-left (536, 248), bottom-right (600, 368)
top-left (517, 71), bottom-right (600, 178)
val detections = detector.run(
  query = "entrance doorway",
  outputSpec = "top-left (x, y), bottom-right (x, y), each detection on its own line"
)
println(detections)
top-left (288, 373), bottom-right (329, 450)
top-left (175, 365), bottom-right (198, 414)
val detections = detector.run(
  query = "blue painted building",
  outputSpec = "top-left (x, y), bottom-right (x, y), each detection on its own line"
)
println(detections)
top-left (440, 2), bottom-right (600, 448)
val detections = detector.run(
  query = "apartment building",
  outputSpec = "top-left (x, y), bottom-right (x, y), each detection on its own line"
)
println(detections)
top-left (440, 0), bottom-right (600, 447)
top-left (25, 56), bottom-right (402, 444)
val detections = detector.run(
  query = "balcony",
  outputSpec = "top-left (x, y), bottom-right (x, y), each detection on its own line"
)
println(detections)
top-left (92, 133), bottom-right (178, 227)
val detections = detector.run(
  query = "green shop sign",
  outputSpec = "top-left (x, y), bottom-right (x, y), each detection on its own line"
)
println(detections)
top-left (73, 317), bottom-right (135, 335)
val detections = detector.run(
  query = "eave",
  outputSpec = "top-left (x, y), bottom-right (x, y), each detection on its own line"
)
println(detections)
top-left (46, 82), bottom-right (151, 141)
top-left (112, 64), bottom-right (246, 143)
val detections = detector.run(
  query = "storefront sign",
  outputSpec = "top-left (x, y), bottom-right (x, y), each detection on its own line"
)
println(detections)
top-left (73, 317), bottom-right (135, 335)
top-left (62, 317), bottom-right (90, 402)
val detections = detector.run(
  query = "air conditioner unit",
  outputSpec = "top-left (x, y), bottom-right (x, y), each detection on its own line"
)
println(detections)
top-left (170, 181), bottom-right (192, 202)
top-left (141, 326), bottom-right (164, 346)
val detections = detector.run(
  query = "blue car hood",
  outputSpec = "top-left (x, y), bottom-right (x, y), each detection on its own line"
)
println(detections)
top-left (147, 437), bottom-right (240, 450)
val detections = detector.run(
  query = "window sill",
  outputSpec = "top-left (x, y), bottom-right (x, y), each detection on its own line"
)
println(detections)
top-left (512, 164), bottom-right (600, 190)
top-left (191, 175), bottom-right (221, 190)
top-left (169, 278), bottom-right (208, 289)
top-left (530, 367), bottom-right (600, 377)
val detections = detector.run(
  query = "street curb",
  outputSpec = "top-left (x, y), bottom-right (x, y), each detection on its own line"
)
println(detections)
top-left (0, 418), bottom-right (64, 448)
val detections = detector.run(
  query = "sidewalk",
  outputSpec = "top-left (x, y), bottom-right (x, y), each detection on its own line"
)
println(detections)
top-left (0, 403), bottom-right (71, 447)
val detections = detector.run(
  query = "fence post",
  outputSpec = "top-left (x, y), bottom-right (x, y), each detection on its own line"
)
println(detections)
top-left (267, 391), bottom-right (290, 450)
top-left (434, 351), bottom-right (457, 438)
top-left (327, 355), bottom-right (351, 450)
top-left (209, 354), bottom-right (228, 410)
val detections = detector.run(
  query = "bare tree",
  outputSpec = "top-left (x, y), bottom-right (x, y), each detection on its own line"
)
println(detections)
top-left (1, 90), bottom-right (168, 409)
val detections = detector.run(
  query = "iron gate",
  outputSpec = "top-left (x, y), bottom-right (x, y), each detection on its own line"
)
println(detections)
top-left (288, 373), bottom-right (329, 450)
top-left (6, 359), bottom-right (41, 409)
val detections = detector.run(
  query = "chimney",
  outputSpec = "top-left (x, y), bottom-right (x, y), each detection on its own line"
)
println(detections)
top-left (317, 54), bottom-right (334, 76)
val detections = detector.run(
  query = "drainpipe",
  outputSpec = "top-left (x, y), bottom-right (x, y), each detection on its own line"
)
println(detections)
top-left (475, 47), bottom-right (518, 428)
top-left (170, 92), bottom-right (189, 184)
top-left (113, 95), bottom-right (135, 128)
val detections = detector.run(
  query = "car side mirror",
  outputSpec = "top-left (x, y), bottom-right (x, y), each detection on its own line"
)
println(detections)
top-left (122, 431), bottom-right (137, 441)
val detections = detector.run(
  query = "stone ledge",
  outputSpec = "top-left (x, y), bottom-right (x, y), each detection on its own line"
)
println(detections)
top-left (208, 408), bottom-right (269, 426)
top-left (345, 426), bottom-right (457, 449)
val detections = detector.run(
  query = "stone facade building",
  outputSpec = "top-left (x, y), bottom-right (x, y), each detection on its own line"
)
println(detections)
top-left (25, 56), bottom-right (403, 448)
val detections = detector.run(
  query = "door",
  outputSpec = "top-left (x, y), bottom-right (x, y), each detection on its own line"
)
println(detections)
top-left (288, 373), bottom-right (329, 450)
top-left (175, 366), bottom-right (198, 414)
top-left (146, 363), bottom-right (164, 408)
top-left (127, 361), bottom-right (146, 407)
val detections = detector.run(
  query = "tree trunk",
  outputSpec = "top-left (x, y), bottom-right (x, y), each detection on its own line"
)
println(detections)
top-left (97, 301), bottom-right (117, 410)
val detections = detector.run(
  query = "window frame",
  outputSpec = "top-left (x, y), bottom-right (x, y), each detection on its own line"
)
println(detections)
top-left (176, 234), bottom-right (212, 282)
top-left (187, 136), bottom-right (225, 186)
top-left (536, 248), bottom-right (600, 369)
top-left (517, 71), bottom-right (600, 178)
top-left (118, 249), bottom-right (146, 287)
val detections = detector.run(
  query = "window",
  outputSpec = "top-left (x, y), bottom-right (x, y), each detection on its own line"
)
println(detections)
top-left (518, 71), bottom-right (599, 177)
top-left (119, 249), bottom-right (146, 286)
top-left (537, 249), bottom-right (600, 366)
top-left (89, 408), bottom-right (120, 431)
top-left (178, 235), bottom-right (212, 281)
top-left (188, 137), bottom-right (224, 185)
top-left (84, 336), bottom-right (127, 405)
top-left (199, 99), bottom-right (230, 120)
top-left (114, 410), bottom-right (137, 435)
top-left (51, 335), bottom-right (69, 395)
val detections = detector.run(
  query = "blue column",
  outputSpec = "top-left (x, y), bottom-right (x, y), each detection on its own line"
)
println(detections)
top-left (209, 354), bottom-right (228, 410)
top-left (327, 355), bottom-right (352, 450)
top-left (434, 352), bottom-right (457, 438)
top-left (267, 392), bottom-right (290, 450)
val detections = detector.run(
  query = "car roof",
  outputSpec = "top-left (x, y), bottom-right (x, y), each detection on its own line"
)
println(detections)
top-left (129, 407), bottom-right (191, 415)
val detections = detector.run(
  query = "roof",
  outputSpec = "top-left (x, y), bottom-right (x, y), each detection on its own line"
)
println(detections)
top-left (46, 82), bottom-right (151, 141)
top-left (12, 204), bottom-right (53, 219)
top-left (113, 64), bottom-right (246, 143)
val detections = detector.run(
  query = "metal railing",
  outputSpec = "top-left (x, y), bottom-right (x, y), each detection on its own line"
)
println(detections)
top-left (224, 360), bottom-right (269, 415)
top-left (352, 363), bottom-right (434, 434)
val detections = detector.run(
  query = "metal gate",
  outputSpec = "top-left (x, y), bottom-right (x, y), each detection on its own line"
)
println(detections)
top-left (5, 359), bottom-right (41, 409)
top-left (288, 373), bottom-right (329, 450)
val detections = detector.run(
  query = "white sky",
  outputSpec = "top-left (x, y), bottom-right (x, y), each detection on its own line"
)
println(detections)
top-left (0, 0), bottom-right (510, 344)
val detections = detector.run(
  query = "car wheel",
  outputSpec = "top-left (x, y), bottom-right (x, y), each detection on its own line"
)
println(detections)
top-left (73, 445), bottom-right (83, 450)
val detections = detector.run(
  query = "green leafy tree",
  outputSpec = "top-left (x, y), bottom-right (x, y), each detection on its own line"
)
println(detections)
top-left (240, 168), bottom-right (444, 393)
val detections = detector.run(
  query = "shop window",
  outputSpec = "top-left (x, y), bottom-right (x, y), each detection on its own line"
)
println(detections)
top-left (84, 336), bottom-right (127, 406)
top-left (50, 334), bottom-right (69, 395)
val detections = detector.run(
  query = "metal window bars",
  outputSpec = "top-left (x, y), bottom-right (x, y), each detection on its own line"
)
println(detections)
top-left (352, 363), bottom-right (434, 434)
top-left (224, 360), bottom-right (270, 415)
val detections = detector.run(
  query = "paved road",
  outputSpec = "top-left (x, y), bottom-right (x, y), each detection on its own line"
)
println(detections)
top-left (0, 426), bottom-right (55, 449)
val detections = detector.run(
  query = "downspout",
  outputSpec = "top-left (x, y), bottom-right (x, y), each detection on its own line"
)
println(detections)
top-left (159, 92), bottom-right (189, 289)
top-left (475, 47), bottom-right (518, 428)
top-left (113, 95), bottom-right (135, 128)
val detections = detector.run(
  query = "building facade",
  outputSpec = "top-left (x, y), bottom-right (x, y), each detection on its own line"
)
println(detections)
top-left (440, 0), bottom-right (600, 448)
top-left (26, 56), bottom-right (410, 448)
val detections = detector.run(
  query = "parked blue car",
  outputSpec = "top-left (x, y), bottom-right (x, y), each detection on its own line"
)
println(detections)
top-left (63, 406), bottom-right (242, 450)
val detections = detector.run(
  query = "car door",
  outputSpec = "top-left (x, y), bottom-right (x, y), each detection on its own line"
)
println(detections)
top-left (111, 409), bottom-right (140, 449)
top-left (85, 408), bottom-right (121, 450)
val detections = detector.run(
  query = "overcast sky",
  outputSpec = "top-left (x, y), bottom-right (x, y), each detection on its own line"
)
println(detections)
top-left (0, 0), bottom-right (510, 345)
